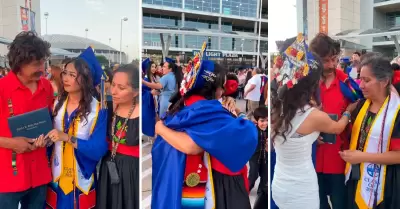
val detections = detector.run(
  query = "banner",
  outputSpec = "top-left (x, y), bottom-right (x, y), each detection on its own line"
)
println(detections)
top-left (30, 10), bottom-right (36, 32)
top-left (20, 7), bottom-right (29, 31)
top-left (20, 7), bottom-right (35, 32)
top-left (319, 0), bottom-right (328, 33)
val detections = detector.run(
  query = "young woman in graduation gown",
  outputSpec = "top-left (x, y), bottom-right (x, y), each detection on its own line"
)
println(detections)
top-left (141, 58), bottom-right (156, 138)
top-left (97, 64), bottom-right (140, 209)
top-left (45, 48), bottom-right (108, 209)
top-left (151, 43), bottom-right (258, 209)
top-left (342, 54), bottom-right (400, 209)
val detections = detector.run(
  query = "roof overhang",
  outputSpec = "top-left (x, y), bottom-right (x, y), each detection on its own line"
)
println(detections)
top-left (143, 28), bottom-right (268, 41)
top-left (1, 36), bottom-right (81, 57)
top-left (333, 28), bottom-right (400, 39)
top-left (143, 45), bottom-right (268, 56)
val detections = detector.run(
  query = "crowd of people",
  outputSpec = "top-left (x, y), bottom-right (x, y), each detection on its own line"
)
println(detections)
top-left (270, 32), bottom-right (400, 209)
top-left (0, 31), bottom-right (139, 209)
top-left (142, 42), bottom-right (268, 209)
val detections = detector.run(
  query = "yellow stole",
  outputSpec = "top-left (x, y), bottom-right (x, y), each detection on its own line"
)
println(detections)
top-left (59, 97), bottom-right (80, 195)
top-left (345, 93), bottom-right (400, 209)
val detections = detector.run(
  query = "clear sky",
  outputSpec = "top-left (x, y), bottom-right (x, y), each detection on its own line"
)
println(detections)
top-left (40, 0), bottom-right (141, 60)
top-left (268, 0), bottom-right (298, 52)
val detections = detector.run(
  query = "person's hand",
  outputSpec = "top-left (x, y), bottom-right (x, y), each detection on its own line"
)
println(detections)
top-left (155, 120), bottom-right (165, 135)
top-left (11, 137), bottom-right (36, 154)
top-left (346, 100), bottom-right (359, 113)
top-left (45, 129), bottom-right (69, 143)
top-left (151, 90), bottom-right (160, 96)
top-left (339, 150), bottom-right (365, 164)
top-left (33, 134), bottom-right (47, 148)
top-left (317, 136), bottom-right (325, 145)
top-left (222, 97), bottom-right (236, 113)
top-left (244, 92), bottom-right (248, 98)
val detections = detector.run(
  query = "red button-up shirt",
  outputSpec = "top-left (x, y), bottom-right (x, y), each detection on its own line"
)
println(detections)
top-left (0, 72), bottom-right (53, 192)
top-left (316, 73), bottom-right (350, 174)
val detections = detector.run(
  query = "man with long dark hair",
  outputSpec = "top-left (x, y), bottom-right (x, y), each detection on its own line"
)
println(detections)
top-left (0, 31), bottom-right (53, 208)
top-left (309, 33), bottom-right (363, 209)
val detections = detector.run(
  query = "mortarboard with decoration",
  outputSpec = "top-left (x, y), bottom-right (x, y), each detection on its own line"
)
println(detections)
top-left (78, 47), bottom-right (108, 109)
top-left (274, 33), bottom-right (319, 89)
top-left (180, 42), bottom-right (215, 96)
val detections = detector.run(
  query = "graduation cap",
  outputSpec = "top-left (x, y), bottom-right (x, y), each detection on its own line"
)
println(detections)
top-left (142, 58), bottom-right (151, 74)
top-left (180, 42), bottom-right (215, 96)
top-left (79, 47), bottom-right (103, 87)
top-left (78, 47), bottom-right (107, 109)
top-left (165, 57), bottom-right (176, 64)
top-left (275, 33), bottom-right (319, 89)
top-left (340, 56), bottom-right (351, 64)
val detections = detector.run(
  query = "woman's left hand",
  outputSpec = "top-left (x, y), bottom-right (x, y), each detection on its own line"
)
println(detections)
top-left (155, 121), bottom-right (165, 135)
top-left (45, 129), bottom-right (69, 143)
top-left (339, 150), bottom-right (365, 164)
top-left (223, 96), bottom-right (236, 113)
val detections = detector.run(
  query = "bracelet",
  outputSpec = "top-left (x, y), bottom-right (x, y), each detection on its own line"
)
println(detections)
top-left (342, 111), bottom-right (351, 122)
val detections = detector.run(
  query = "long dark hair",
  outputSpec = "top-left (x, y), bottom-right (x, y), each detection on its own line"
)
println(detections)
top-left (167, 63), bottom-right (227, 116)
top-left (53, 58), bottom-right (96, 124)
top-left (272, 54), bottom-right (323, 143)
top-left (166, 61), bottom-right (183, 90)
top-left (146, 61), bottom-right (155, 82)
top-left (245, 71), bottom-right (252, 86)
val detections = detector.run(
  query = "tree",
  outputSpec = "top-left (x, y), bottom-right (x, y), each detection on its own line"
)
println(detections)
top-left (96, 55), bottom-right (109, 66)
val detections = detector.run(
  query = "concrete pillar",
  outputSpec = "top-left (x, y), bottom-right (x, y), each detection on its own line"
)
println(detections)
top-left (160, 33), bottom-right (172, 62)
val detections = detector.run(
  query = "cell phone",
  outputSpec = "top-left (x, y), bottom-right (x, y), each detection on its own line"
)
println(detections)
top-left (320, 114), bottom-right (338, 144)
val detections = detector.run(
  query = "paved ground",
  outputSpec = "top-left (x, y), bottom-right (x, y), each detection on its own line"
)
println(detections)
top-left (141, 99), bottom-right (261, 209)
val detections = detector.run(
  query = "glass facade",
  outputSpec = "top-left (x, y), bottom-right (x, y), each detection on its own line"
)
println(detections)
top-left (185, 0), bottom-right (220, 13)
top-left (222, 0), bottom-right (258, 18)
top-left (221, 38), bottom-right (256, 52)
top-left (184, 35), bottom-right (219, 50)
top-left (143, 33), bottom-right (182, 48)
top-left (142, 0), bottom-right (182, 8)
top-left (143, 13), bottom-right (181, 27)
top-left (184, 18), bottom-right (219, 29)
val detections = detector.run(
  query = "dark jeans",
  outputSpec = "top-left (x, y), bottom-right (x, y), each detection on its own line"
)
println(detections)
top-left (317, 173), bottom-right (345, 209)
top-left (0, 185), bottom-right (47, 209)
top-left (248, 157), bottom-right (267, 195)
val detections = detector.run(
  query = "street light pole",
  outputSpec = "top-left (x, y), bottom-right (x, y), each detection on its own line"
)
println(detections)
top-left (109, 38), bottom-right (111, 67)
top-left (120, 17), bottom-right (128, 64)
top-left (44, 12), bottom-right (49, 35)
top-left (85, 28), bottom-right (89, 48)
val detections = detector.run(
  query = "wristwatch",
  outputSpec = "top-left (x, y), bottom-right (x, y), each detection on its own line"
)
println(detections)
top-left (70, 136), bottom-right (77, 144)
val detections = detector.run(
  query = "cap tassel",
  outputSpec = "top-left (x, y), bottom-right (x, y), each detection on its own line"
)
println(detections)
top-left (100, 74), bottom-right (106, 109)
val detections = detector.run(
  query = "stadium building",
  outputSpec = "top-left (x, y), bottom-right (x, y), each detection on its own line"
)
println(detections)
top-left (142, 0), bottom-right (268, 70)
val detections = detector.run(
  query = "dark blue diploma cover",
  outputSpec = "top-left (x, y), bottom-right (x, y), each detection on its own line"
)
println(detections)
top-left (8, 108), bottom-right (53, 139)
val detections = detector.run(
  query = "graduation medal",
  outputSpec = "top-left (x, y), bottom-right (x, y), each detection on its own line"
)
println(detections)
top-left (186, 173), bottom-right (200, 187)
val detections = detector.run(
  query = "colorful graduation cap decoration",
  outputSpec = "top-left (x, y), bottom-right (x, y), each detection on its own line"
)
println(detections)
top-left (274, 33), bottom-right (318, 89)
top-left (142, 58), bottom-right (151, 74)
top-left (78, 47), bottom-right (107, 108)
top-left (180, 42), bottom-right (215, 96)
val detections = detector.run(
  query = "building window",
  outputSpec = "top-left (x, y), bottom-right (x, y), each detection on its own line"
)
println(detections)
top-left (222, 0), bottom-right (258, 18)
top-left (143, 33), bottom-right (182, 48)
top-left (143, 13), bottom-right (181, 27)
top-left (185, 0), bottom-right (220, 13)
top-left (185, 35), bottom-right (218, 50)
top-left (142, 0), bottom-right (182, 8)
top-left (184, 18), bottom-right (219, 29)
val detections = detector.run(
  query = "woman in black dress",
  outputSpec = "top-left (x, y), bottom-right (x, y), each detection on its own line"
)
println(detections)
top-left (341, 54), bottom-right (400, 209)
top-left (97, 64), bottom-right (140, 209)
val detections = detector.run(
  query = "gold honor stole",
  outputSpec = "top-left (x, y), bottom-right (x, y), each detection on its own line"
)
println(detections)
top-left (52, 97), bottom-right (100, 195)
top-left (203, 152), bottom-right (216, 209)
top-left (345, 92), bottom-right (400, 209)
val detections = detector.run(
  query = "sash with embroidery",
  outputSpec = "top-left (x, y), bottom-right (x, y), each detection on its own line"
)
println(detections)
top-left (345, 92), bottom-right (400, 208)
top-left (52, 97), bottom-right (101, 195)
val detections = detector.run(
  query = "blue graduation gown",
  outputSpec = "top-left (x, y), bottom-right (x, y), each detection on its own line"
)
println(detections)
top-left (142, 77), bottom-right (156, 137)
top-left (47, 109), bottom-right (108, 209)
top-left (151, 100), bottom-right (258, 209)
